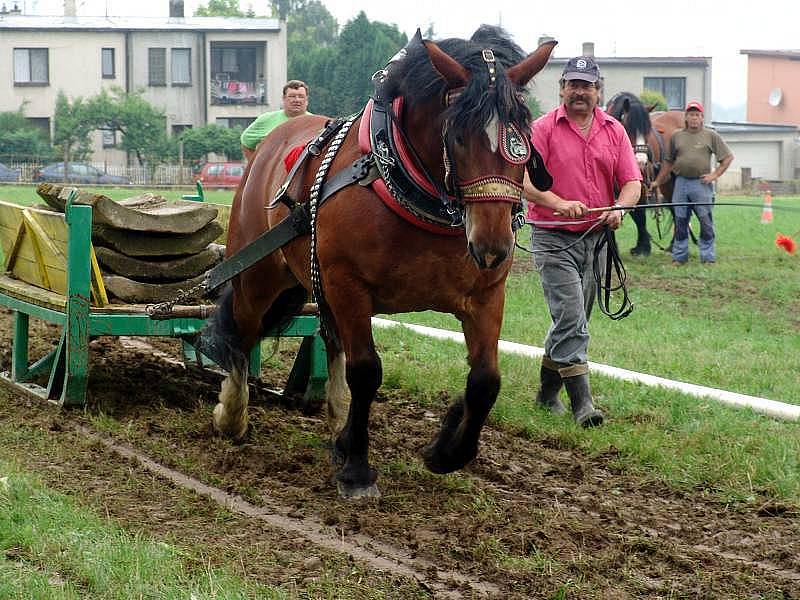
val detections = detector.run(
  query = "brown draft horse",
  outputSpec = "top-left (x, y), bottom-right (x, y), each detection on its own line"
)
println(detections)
top-left (199, 27), bottom-right (557, 499)
top-left (605, 92), bottom-right (684, 253)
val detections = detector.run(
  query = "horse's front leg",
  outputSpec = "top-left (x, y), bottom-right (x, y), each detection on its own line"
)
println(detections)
top-left (422, 290), bottom-right (503, 474)
top-left (330, 311), bottom-right (382, 499)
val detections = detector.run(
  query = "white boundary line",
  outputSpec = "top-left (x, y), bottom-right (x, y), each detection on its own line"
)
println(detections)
top-left (372, 318), bottom-right (800, 422)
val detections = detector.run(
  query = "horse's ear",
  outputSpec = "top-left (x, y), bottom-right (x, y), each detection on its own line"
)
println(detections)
top-left (646, 103), bottom-right (658, 113)
top-left (423, 39), bottom-right (470, 87)
top-left (506, 40), bottom-right (557, 86)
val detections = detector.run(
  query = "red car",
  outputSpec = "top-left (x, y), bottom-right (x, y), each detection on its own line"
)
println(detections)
top-left (194, 162), bottom-right (245, 189)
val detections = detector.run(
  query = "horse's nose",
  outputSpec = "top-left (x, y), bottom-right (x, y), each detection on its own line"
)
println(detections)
top-left (468, 241), bottom-right (508, 270)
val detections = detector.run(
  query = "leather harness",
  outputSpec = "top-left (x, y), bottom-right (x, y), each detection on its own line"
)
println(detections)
top-left (202, 65), bottom-right (553, 296)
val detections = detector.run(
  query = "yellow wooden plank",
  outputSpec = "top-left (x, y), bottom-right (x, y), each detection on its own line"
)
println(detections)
top-left (4, 221), bottom-right (25, 272)
top-left (22, 211), bottom-right (67, 291)
top-left (0, 202), bottom-right (25, 261)
top-left (89, 245), bottom-right (109, 307)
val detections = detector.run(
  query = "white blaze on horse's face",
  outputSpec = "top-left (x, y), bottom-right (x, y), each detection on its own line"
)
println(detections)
top-left (485, 113), bottom-right (499, 153)
top-left (635, 133), bottom-right (648, 168)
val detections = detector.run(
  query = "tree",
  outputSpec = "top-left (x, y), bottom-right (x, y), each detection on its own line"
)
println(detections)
top-left (86, 88), bottom-right (172, 166)
top-left (316, 12), bottom-right (407, 116)
top-left (640, 90), bottom-right (668, 112)
top-left (177, 124), bottom-right (243, 162)
top-left (0, 108), bottom-right (53, 162)
top-left (53, 92), bottom-right (95, 171)
top-left (194, 0), bottom-right (247, 17)
top-left (526, 95), bottom-right (544, 119)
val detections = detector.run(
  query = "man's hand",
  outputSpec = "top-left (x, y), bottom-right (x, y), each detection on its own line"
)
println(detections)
top-left (700, 173), bottom-right (716, 184)
top-left (600, 205), bottom-right (624, 230)
top-left (553, 199), bottom-right (588, 218)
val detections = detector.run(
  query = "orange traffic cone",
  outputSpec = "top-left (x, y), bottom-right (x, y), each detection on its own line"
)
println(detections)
top-left (761, 190), bottom-right (773, 224)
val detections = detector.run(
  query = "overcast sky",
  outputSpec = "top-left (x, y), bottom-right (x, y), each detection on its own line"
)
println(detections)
top-left (21, 0), bottom-right (797, 109)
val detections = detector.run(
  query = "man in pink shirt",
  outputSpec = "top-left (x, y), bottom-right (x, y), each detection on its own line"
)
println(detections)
top-left (523, 55), bottom-right (641, 427)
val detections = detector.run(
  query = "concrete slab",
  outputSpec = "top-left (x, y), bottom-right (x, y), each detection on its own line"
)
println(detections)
top-left (93, 221), bottom-right (224, 257)
top-left (103, 272), bottom-right (209, 303)
top-left (95, 244), bottom-right (225, 281)
top-left (37, 183), bottom-right (218, 234)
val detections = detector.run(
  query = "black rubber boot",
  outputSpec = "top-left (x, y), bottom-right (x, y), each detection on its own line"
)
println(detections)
top-left (563, 373), bottom-right (604, 428)
top-left (535, 361), bottom-right (565, 415)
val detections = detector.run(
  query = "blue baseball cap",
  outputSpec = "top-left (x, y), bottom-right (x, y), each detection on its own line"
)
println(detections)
top-left (562, 56), bottom-right (600, 83)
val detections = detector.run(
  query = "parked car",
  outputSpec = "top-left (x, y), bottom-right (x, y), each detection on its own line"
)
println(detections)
top-left (32, 162), bottom-right (132, 185)
top-left (193, 162), bottom-right (245, 189)
top-left (0, 162), bottom-right (20, 183)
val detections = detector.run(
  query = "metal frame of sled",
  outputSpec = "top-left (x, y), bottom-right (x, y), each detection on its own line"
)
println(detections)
top-left (0, 195), bottom-right (327, 407)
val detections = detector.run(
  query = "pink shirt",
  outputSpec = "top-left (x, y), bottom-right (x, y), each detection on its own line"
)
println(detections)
top-left (528, 105), bottom-right (641, 232)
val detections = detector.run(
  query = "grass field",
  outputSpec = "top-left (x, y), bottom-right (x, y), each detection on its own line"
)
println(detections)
top-left (1, 184), bottom-right (799, 594)
top-left (0, 183), bottom-right (237, 207)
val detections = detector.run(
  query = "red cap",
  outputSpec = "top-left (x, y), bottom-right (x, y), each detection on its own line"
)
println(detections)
top-left (685, 100), bottom-right (704, 113)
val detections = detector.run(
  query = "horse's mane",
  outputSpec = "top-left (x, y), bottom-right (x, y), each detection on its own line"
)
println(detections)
top-left (607, 91), bottom-right (652, 139)
top-left (386, 25), bottom-right (532, 137)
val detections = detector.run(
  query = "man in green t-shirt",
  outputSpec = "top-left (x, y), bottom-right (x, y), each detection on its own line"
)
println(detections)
top-left (651, 101), bottom-right (733, 265)
top-left (240, 80), bottom-right (310, 162)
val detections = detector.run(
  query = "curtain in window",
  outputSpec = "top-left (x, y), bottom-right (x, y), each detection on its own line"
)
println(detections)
top-left (149, 48), bottom-right (166, 85)
top-left (30, 49), bottom-right (47, 82)
top-left (172, 49), bottom-right (191, 84)
top-left (13, 49), bottom-right (30, 82)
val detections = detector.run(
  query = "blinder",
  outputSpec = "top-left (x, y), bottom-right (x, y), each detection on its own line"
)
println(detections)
top-left (526, 142), bottom-right (552, 192)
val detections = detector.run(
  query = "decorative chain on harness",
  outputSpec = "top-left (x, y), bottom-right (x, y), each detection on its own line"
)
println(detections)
top-left (309, 113), bottom-right (359, 337)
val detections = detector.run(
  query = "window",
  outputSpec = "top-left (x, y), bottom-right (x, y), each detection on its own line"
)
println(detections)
top-left (643, 77), bottom-right (686, 110)
top-left (215, 117), bottom-right (255, 129)
top-left (101, 129), bottom-right (116, 148)
top-left (171, 48), bottom-right (191, 85)
top-left (101, 48), bottom-right (115, 78)
top-left (13, 48), bottom-right (49, 85)
top-left (26, 117), bottom-right (51, 141)
top-left (171, 124), bottom-right (191, 136)
top-left (148, 48), bottom-right (166, 86)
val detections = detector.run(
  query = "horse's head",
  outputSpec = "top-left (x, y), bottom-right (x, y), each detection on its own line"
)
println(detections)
top-left (607, 91), bottom-right (655, 184)
top-left (387, 27), bottom-right (556, 269)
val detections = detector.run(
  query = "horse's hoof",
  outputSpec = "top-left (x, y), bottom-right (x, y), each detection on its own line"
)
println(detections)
top-left (422, 439), bottom-right (478, 474)
top-left (336, 480), bottom-right (381, 500)
top-left (422, 443), bottom-right (458, 474)
top-left (212, 403), bottom-right (248, 441)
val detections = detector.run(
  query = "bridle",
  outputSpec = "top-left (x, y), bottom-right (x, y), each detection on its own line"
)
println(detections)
top-left (438, 49), bottom-right (535, 228)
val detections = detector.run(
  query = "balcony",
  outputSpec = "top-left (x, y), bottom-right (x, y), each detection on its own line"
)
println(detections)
top-left (210, 77), bottom-right (266, 105)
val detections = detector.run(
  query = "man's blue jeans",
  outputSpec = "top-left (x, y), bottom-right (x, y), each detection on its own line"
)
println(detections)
top-left (672, 176), bottom-right (715, 263)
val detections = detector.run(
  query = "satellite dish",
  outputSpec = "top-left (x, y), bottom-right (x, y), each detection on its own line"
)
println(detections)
top-left (768, 87), bottom-right (783, 107)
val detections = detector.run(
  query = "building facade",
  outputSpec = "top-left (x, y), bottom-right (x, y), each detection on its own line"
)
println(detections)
top-left (530, 42), bottom-right (712, 118)
top-left (741, 49), bottom-right (800, 126)
top-left (0, 3), bottom-right (285, 165)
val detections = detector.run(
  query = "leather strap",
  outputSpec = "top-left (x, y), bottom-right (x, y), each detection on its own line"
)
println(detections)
top-left (203, 203), bottom-right (311, 295)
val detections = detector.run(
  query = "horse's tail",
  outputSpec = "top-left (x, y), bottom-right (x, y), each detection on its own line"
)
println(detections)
top-left (257, 284), bottom-right (308, 339)
top-left (195, 284), bottom-right (248, 373)
top-left (196, 283), bottom-right (308, 374)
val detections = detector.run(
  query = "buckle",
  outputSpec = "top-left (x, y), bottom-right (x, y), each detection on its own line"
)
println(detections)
top-left (481, 49), bottom-right (496, 86)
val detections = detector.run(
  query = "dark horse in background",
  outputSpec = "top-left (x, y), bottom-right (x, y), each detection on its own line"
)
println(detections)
top-left (199, 27), bottom-right (557, 498)
top-left (606, 92), bottom-right (684, 254)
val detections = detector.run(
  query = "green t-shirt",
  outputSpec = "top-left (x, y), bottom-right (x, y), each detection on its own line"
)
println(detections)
top-left (240, 110), bottom-right (309, 150)
top-left (666, 128), bottom-right (732, 178)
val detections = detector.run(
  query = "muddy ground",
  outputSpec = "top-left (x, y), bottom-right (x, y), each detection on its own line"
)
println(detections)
top-left (1, 307), bottom-right (799, 599)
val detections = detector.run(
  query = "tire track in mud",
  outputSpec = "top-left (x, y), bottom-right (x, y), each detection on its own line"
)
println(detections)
top-left (74, 424), bottom-right (500, 598)
top-left (116, 337), bottom-right (800, 593)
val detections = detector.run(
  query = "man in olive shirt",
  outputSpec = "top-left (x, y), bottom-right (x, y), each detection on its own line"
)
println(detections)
top-left (240, 80), bottom-right (310, 162)
top-left (651, 101), bottom-right (733, 265)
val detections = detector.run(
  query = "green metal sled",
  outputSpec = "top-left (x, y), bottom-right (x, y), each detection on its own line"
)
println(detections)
top-left (0, 193), bottom-right (327, 407)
